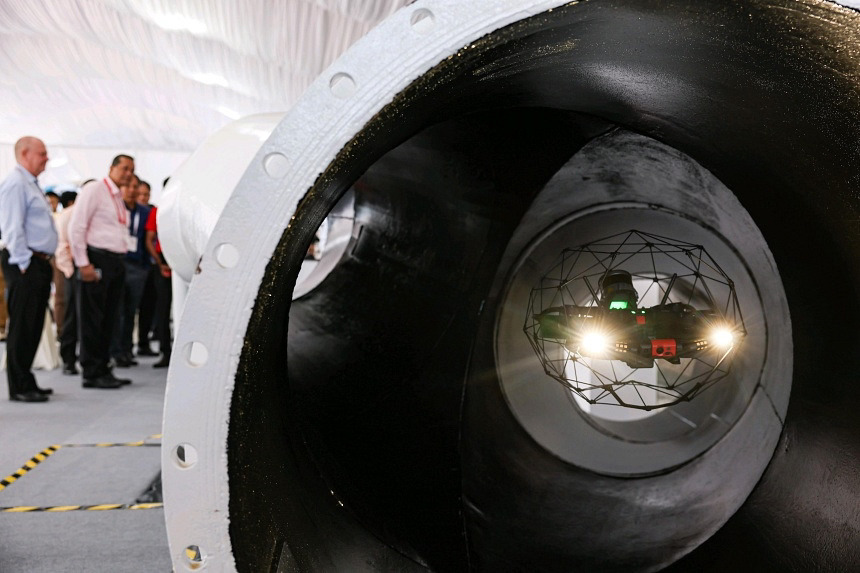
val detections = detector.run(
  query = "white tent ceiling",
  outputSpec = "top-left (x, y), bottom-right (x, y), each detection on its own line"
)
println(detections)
top-left (11, 0), bottom-right (854, 191)
top-left (0, 0), bottom-right (410, 153)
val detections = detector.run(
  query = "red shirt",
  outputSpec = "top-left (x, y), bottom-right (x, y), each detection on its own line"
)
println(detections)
top-left (145, 206), bottom-right (160, 253)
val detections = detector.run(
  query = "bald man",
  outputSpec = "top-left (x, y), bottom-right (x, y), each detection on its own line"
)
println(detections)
top-left (0, 137), bottom-right (58, 402)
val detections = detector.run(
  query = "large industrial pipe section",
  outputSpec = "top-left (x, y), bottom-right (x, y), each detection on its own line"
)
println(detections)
top-left (161, 1), bottom-right (860, 571)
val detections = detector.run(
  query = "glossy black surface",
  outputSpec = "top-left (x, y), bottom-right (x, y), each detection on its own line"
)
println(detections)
top-left (227, 1), bottom-right (860, 571)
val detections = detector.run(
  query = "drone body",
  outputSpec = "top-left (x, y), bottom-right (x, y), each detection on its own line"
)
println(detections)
top-left (535, 270), bottom-right (734, 368)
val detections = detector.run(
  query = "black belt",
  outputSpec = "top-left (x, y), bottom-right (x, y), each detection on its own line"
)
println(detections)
top-left (87, 246), bottom-right (124, 259)
top-left (1, 248), bottom-right (52, 261)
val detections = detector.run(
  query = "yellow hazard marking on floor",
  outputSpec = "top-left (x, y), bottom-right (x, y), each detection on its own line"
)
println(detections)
top-left (129, 502), bottom-right (163, 510)
top-left (47, 434), bottom-right (160, 450)
top-left (0, 502), bottom-right (163, 513)
top-left (64, 440), bottom-right (160, 448)
top-left (0, 446), bottom-right (60, 491)
top-left (0, 433), bottom-right (160, 493)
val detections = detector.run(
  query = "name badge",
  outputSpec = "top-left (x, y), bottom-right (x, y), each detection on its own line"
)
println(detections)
top-left (126, 235), bottom-right (139, 252)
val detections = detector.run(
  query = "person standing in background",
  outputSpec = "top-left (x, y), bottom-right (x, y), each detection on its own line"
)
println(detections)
top-left (51, 191), bottom-right (72, 338)
top-left (135, 180), bottom-right (158, 357)
top-left (145, 180), bottom-right (171, 368)
top-left (136, 180), bottom-right (151, 206)
top-left (0, 137), bottom-right (58, 402)
top-left (68, 155), bottom-right (135, 389)
top-left (55, 190), bottom-right (79, 374)
top-left (0, 265), bottom-right (7, 341)
top-left (44, 190), bottom-right (60, 213)
top-left (111, 175), bottom-right (150, 367)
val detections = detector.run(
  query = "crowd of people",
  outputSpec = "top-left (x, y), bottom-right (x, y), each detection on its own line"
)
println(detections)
top-left (0, 136), bottom-right (172, 402)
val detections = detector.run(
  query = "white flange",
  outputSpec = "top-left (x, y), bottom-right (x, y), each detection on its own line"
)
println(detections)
top-left (157, 112), bottom-right (284, 286)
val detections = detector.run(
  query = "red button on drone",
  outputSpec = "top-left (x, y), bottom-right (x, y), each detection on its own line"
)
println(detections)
top-left (651, 339), bottom-right (677, 357)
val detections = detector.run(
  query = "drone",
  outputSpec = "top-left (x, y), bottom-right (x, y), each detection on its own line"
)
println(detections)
top-left (534, 269), bottom-right (741, 369)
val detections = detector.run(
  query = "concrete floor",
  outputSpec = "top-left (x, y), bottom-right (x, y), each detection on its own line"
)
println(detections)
top-left (0, 344), bottom-right (172, 572)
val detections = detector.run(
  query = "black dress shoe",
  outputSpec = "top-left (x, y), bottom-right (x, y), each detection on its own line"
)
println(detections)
top-left (113, 355), bottom-right (134, 368)
top-left (153, 355), bottom-right (171, 368)
top-left (82, 376), bottom-right (122, 389)
top-left (124, 352), bottom-right (139, 366)
top-left (11, 391), bottom-right (49, 402)
top-left (63, 364), bottom-right (79, 375)
top-left (107, 371), bottom-right (132, 385)
top-left (137, 346), bottom-right (158, 357)
top-left (35, 386), bottom-right (53, 395)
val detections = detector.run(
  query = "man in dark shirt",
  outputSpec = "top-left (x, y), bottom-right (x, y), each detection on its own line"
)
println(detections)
top-left (145, 195), bottom-right (172, 369)
top-left (135, 180), bottom-right (158, 357)
top-left (111, 175), bottom-right (151, 367)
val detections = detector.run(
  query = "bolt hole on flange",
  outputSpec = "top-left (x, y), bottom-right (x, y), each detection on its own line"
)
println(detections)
top-left (184, 342), bottom-right (209, 368)
top-left (183, 545), bottom-right (204, 570)
top-left (329, 72), bottom-right (357, 99)
top-left (174, 443), bottom-right (199, 469)
top-left (410, 8), bottom-right (436, 34)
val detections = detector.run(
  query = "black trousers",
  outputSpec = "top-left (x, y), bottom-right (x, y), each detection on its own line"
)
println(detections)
top-left (1, 252), bottom-right (52, 396)
top-left (110, 260), bottom-right (148, 358)
top-left (137, 265), bottom-right (157, 349)
top-left (154, 270), bottom-right (172, 357)
top-left (77, 248), bottom-right (125, 379)
top-left (59, 273), bottom-right (78, 366)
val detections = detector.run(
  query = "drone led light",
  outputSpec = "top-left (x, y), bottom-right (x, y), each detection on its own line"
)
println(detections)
top-left (711, 327), bottom-right (735, 349)
top-left (580, 331), bottom-right (608, 356)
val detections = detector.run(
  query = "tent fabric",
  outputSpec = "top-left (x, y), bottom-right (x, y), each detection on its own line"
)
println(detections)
top-left (0, 0), bottom-right (410, 153)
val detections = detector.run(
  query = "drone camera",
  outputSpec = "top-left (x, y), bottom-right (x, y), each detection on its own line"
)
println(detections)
top-left (651, 339), bottom-right (677, 358)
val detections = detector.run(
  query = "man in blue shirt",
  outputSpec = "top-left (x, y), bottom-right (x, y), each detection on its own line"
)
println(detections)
top-left (111, 174), bottom-right (151, 367)
top-left (0, 137), bottom-right (59, 402)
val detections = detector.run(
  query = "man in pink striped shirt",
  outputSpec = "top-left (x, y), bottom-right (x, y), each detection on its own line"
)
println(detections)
top-left (68, 155), bottom-right (136, 389)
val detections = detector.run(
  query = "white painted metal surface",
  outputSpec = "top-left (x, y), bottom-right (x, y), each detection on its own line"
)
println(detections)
top-left (157, 113), bottom-right (284, 285)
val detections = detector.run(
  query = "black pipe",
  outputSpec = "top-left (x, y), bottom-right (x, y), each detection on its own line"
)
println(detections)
top-left (227, 1), bottom-right (860, 571)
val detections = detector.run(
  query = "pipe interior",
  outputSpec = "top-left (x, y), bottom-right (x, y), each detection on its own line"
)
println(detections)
top-left (226, 1), bottom-right (860, 571)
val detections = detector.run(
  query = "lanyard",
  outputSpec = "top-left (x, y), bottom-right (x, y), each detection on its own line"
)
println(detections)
top-left (130, 211), bottom-right (140, 235)
top-left (104, 178), bottom-right (128, 225)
